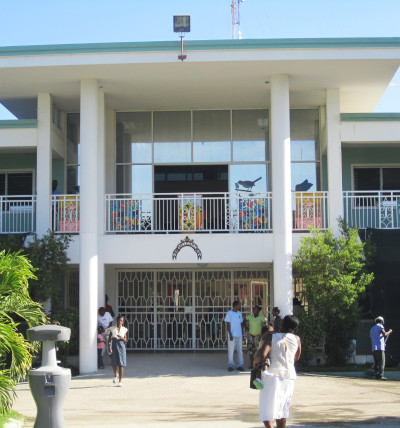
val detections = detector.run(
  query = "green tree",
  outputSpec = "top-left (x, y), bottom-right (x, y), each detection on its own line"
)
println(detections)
top-left (0, 251), bottom-right (47, 415)
top-left (293, 220), bottom-right (374, 365)
top-left (25, 231), bottom-right (71, 311)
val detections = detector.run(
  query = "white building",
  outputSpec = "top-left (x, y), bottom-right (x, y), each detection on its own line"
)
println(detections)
top-left (0, 38), bottom-right (400, 373)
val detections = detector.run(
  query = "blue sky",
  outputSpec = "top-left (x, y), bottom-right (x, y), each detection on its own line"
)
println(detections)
top-left (0, 0), bottom-right (399, 118)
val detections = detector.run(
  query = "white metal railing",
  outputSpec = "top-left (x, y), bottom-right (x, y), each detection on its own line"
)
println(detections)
top-left (0, 195), bottom-right (36, 233)
top-left (343, 190), bottom-right (400, 229)
top-left (105, 192), bottom-right (272, 233)
top-left (292, 191), bottom-right (329, 231)
top-left (52, 194), bottom-right (80, 233)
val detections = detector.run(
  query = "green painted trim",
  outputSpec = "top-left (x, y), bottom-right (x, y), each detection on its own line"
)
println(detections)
top-left (0, 119), bottom-right (37, 129)
top-left (341, 113), bottom-right (400, 122)
top-left (0, 38), bottom-right (400, 56)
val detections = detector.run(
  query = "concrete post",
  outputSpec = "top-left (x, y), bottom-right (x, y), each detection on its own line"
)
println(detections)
top-left (271, 74), bottom-right (293, 316)
top-left (326, 88), bottom-right (343, 236)
top-left (36, 93), bottom-right (52, 236)
top-left (79, 79), bottom-right (100, 373)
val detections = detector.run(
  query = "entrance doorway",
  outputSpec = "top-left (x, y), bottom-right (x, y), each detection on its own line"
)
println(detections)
top-left (117, 269), bottom-right (271, 350)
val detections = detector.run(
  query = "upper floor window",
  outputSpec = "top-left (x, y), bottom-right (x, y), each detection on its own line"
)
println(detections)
top-left (290, 109), bottom-right (320, 191)
top-left (0, 171), bottom-right (33, 196)
top-left (354, 167), bottom-right (400, 191)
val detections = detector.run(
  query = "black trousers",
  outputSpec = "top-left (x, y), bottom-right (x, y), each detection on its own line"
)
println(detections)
top-left (373, 350), bottom-right (385, 379)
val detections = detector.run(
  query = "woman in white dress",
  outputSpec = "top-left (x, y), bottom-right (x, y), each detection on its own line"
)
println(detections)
top-left (254, 314), bottom-right (301, 428)
top-left (108, 315), bottom-right (128, 387)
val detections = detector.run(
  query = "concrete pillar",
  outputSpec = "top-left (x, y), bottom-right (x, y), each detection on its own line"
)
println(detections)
top-left (271, 74), bottom-right (293, 316)
top-left (97, 91), bottom-right (105, 309)
top-left (36, 93), bottom-right (52, 236)
top-left (79, 79), bottom-right (100, 374)
top-left (326, 88), bottom-right (343, 235)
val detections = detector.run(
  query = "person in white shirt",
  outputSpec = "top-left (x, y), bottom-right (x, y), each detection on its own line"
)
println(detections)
top-left (98, 307), bottom-right (113, 330)
top-left (225, 300), bottom-right (244, 371)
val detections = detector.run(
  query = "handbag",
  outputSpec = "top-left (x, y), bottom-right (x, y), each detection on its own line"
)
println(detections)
top-left (250, 367), bottom-right (260, 389)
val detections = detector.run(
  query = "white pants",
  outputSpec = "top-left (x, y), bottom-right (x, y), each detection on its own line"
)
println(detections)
top-left (227, 336), bottom-right (244, 368)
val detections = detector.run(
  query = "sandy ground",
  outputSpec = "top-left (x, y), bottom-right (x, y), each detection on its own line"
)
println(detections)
top-left (13, 352), bottom-right (400, 427)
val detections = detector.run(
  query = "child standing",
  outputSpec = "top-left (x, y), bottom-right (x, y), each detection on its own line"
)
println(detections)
top-left (97, 325), bottom-right (105, 369)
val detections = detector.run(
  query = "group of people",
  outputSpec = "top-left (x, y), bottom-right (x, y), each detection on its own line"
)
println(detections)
top-left (97, 297), bottom-right (128, 387)
top-left (225, 302), bottom-right (301, 428)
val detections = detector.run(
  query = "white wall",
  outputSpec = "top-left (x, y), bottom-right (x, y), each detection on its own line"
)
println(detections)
top-left (341, 121), bottom-right (400, 143)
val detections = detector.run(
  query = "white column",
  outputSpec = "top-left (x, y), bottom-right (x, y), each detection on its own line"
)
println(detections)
top-left (326, 88), bottom-right (343, 236)
top-left (97, 91), bottom-right (105, 309)
top-left (271, 74), bottom-right (293, 316)
top-left (79, 79), bottom-right (100, 374)
top-left (36, 93), bottom-right (52, 236)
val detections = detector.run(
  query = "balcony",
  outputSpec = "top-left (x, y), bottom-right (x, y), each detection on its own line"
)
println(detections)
top-left (292, 192), bottom-right (329, 231)
top-left (105, 193), bottom-right (272, 234)
top-left (343, 190), bottom-right (400, 229)
top-left (1, 191), bottom-right (333, 236)
top-left (0, 195), bottom-right (36, 233)
top-left (52, 195), bottom-right (80, 233)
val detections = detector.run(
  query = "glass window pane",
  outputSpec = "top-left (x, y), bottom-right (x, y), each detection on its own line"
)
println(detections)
top-left (232, 110), bottom-right (268, 161)
top-left (290, 109), bottom-right (319, 161)
top-left (131, 143), bottom-right (152, 163)
top-left (116, 164), bottom-right (152, 194)
top-left (193, 110), bottom-right (230, 143)
top-left (382, 168), bottom-right (400, 190)
top-left (193, 141), bottom-right (230, 162)
top-left (291, 140), bottom-right (316, 161)
top-left (66, 165), bottom-right (80, 194)
top-left (154, 111), bottom-right (191, 143)
top-left (154, 142), bottom-right (191, 163)
top-left (291, 163), bottom-right (318, 191)
top-left (67, 113), bottom-right (80, 165)
top-left (230, 164), bottom-right (267, 193)
top-left (233, 141), bottom-right (266, 162)
top-left (353, 168), bottom-right (380, 191)
top-left (116, 112), bottom-right (152, 164)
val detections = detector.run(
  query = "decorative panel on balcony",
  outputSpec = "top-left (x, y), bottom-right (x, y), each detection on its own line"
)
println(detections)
top-left (111, 199), bottom-right (141, 231)
top-left (178, 195), bottom-right (203, 231)
top-left (238, 198), bottom-right (268, 230)
top-left (59, 196), bottom-right (80, 232)
top-left (295, 192), bottom-right (322, 229)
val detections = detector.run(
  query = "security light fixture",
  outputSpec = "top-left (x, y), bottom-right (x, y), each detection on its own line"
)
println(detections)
top-left (173, 15), bottom-right (190, 33)
top-left (173, 15), bottom-right (190, 62)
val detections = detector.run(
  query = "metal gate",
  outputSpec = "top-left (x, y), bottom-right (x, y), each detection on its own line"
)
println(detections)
top-left (117, 269), bottom-right (270, 350)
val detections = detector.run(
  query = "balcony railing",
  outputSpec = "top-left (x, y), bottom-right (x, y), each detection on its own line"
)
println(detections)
top-left (343, 190), bottom-right (400, 229)
top-left (0, 195), bottom-right (36, 234)
top-left (52, 194), bottom-right (80, 233)
top-left (105, 192), bottom-right (272, 234)
top-left (292, 191), bottom-right (329, 231)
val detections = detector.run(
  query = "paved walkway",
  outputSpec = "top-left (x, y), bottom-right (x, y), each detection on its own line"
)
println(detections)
top-left (13, 352), bottom-right (400, 427)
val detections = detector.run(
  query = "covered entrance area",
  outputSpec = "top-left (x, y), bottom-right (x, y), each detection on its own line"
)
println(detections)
top-left (117, 268), bottom-right (271, 350)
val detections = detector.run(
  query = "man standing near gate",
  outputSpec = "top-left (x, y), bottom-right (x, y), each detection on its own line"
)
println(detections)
top-left (225, 300), bottom-right (244, 372)
top-left (370, 316), bottom-right (393, 380)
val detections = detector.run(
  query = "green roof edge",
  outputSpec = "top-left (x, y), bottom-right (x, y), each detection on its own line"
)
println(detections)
top-left (0, 119), bottom-right (38, 128)
top-left (341, 113), bottom-right (400, 122)
top-left (1, 37), bottom-right (400, 56)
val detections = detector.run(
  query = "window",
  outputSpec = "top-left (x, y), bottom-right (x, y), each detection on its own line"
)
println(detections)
top-left (290, 110), bottom-right (320, 191)
top-left (353, 167), bottom-right (400, 208)
top-left (354, 167), bottom-right (400, 191)
top-left (0, 172), bottom-right (33, 196)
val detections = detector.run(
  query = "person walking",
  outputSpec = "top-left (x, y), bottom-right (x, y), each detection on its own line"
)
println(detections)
top-left (225, 300), bottom-right (244, 371)
top-left (254, 314), bottom-right (301, 428)
top-left (108, 315), bottom-right (128, 387)
top-left (370, 316), bottom-right (393, 380)
top-left (245, 305), bottom-right (266, 368)
top-left (272, 307), bottom-right (282, 332)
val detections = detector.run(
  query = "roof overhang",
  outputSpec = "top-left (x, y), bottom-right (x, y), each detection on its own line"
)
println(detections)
top-left (0, 38), bottom-right (399, 118)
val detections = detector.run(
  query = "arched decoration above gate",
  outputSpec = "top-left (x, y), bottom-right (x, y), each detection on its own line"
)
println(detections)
top-left (172, 236), bottom-right (202, 260)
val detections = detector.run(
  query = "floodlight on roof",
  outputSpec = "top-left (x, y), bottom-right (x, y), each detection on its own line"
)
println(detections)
top-left (173, 15), bottom-right (190, 62)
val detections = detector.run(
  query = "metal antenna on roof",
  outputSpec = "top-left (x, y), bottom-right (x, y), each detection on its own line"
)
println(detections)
top-left (231, 0), bottom-right (245, 39)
